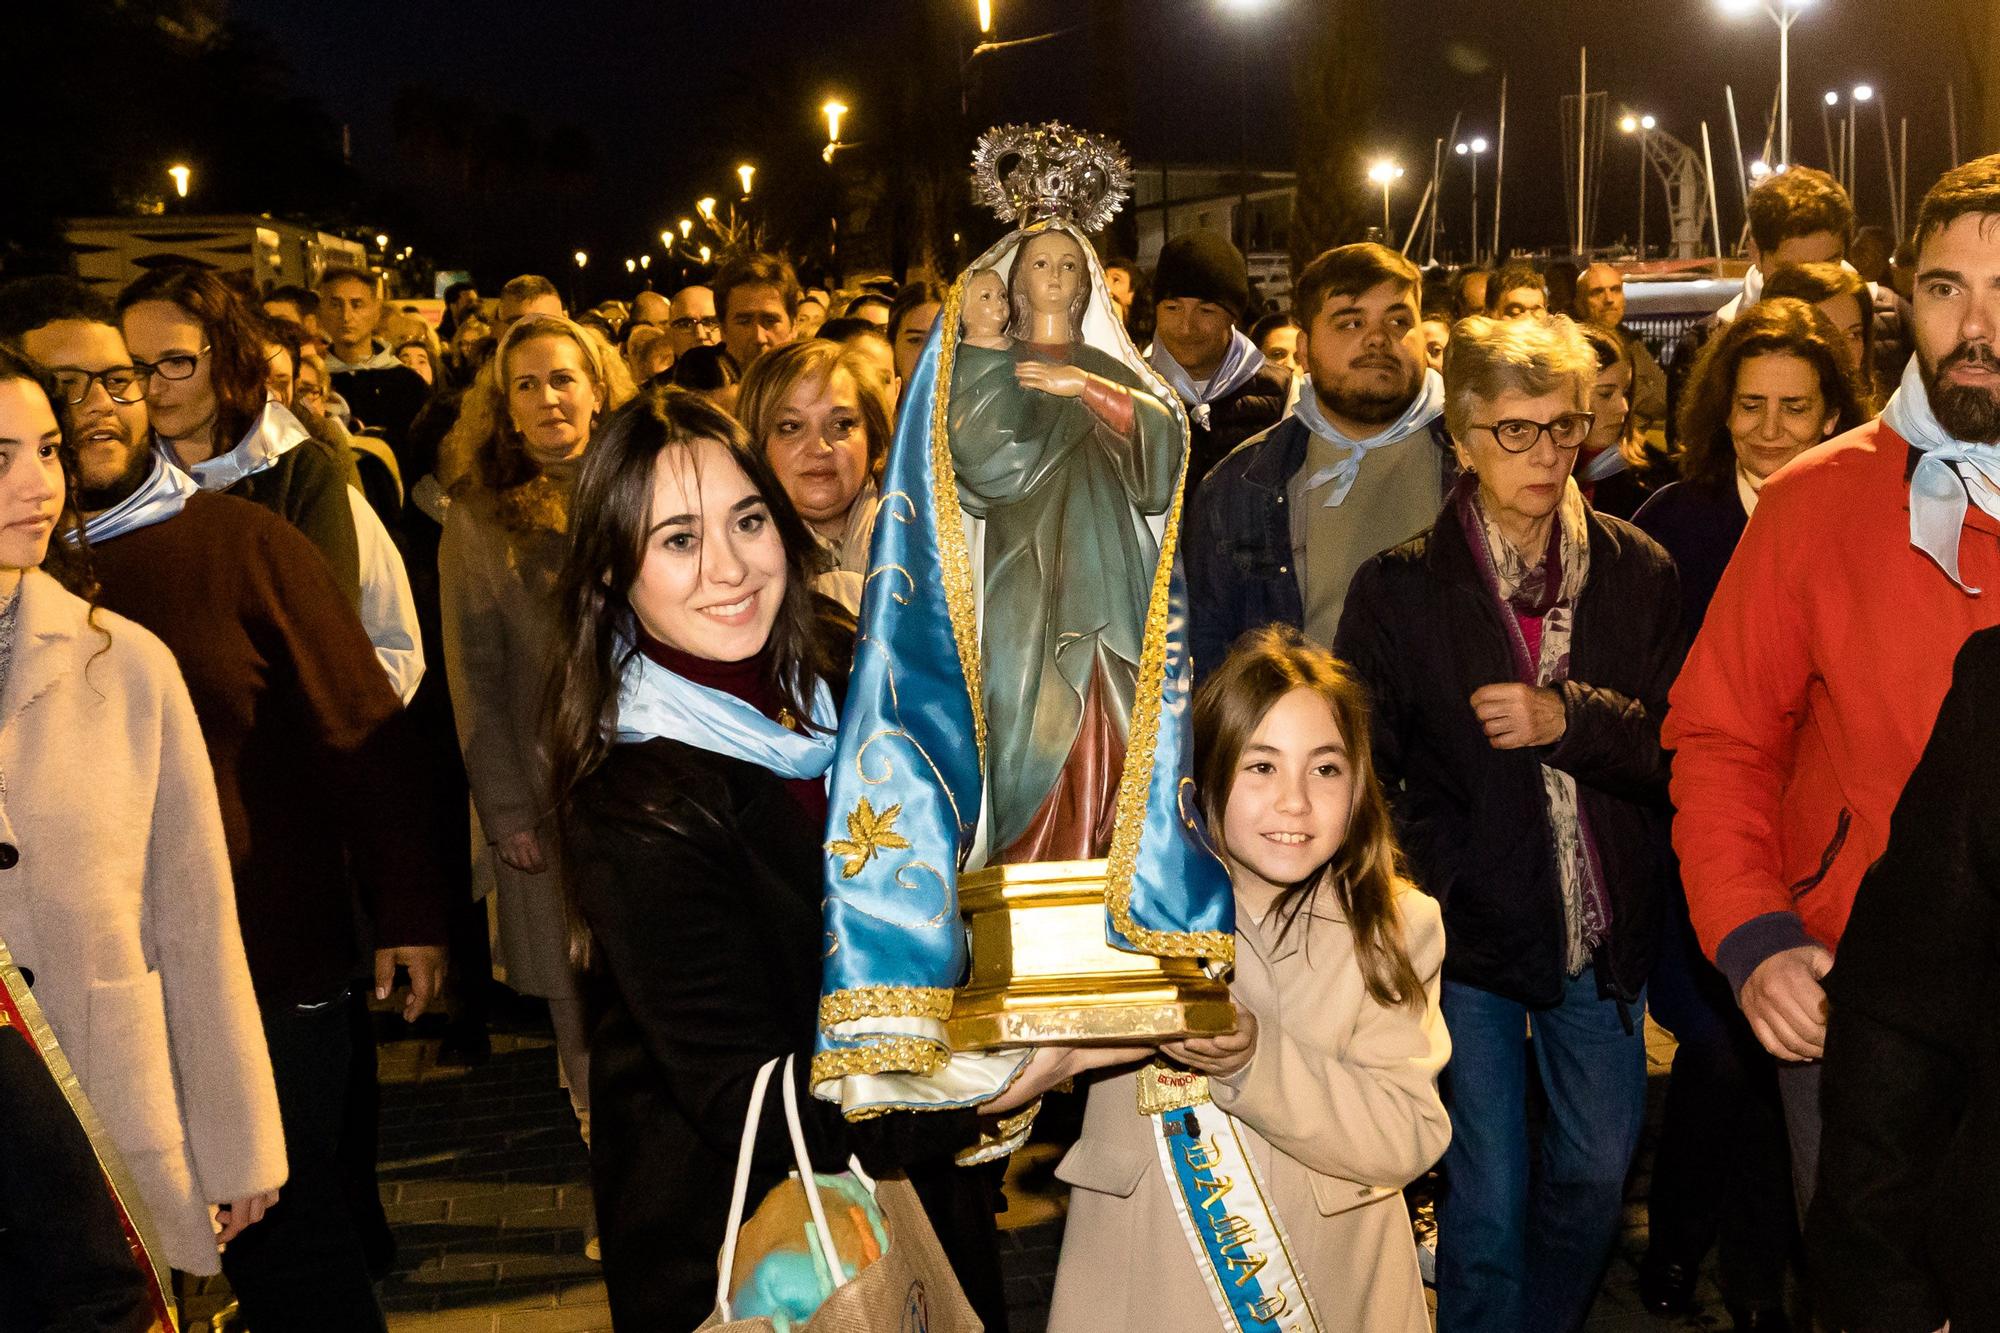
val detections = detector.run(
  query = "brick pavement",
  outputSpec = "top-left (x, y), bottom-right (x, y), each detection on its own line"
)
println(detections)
top-left (175, 1012), bottom-right (1765, 1332)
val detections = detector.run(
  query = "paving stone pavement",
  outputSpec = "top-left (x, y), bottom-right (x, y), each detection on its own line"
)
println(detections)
top-left (175, 1010), bottom-right (1773, 1332)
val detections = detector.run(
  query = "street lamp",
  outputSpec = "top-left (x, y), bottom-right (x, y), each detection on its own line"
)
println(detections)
top-left (1620, 113), bottom-right (1656, 259)
top-left (679, 218), bottom-right (694, 241)
top-left (737, 163), bottom-right (756, 198)
top-left (1454, 138), bottom-right (1488, 264)
top-left (1749, 158), bottom-right (1773, 180)
top-left (375, 233), bottom-right (389, 252)
top-left (698, 244), bottom-right (712, 264)
top-left (661, 229), bottom-right (674, 251)
top-left (697, 197), bottom-right (717, 223)
top-left (640, 254), bottom-right (651, 271)
top-left (625, 258), bottom-right (636, 274)
top-left (823, 100), bottom-right (848, 146)
top-left (574, 250), bottom-right (588, 268)
top-left (976, 0), bottom-right (992, 33)
top-left (1718, 0), bottom-right (1814, 170)
top-left (1367, 159), bottom-right (1405, 238)
top-left (167, 164), bottom-right (191, 200)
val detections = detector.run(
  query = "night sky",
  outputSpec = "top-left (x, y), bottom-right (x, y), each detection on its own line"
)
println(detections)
top-left (247, 0), bottom-right (1971, 283)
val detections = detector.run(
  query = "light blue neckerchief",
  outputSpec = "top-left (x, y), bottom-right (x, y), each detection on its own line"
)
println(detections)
top-left (67, 451), bottom-right (201, 546)
top-left (1880, 354), bottom-right (2000, 594)
top-left (1292, 367), bottom-right (1447, 507)
top-left (1147, 329), bottom-right (1267, 430)
top-left (177, 399), bottom-right (312, 493)
top-left (615, 646), bottom-right (839, 780)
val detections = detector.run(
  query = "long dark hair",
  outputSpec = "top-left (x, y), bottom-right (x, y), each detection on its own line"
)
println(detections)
top-left (115, 267), bottom-right (271, 450)
top-left (1675, 297), bottom-right (1869, 491)
top-left (545, 384), bottom-right (834, 957)
top-left (0, 347), bottom-right (97, 603)
top-left (1193, 626), bottom-right (1424, 1010)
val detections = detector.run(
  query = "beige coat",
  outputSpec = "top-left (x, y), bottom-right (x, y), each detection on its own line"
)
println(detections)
top-left (439, 488), bottom-right (576, 998)
top-left (1048, 886), bottom-right (1451, 1333)
top-left (0, 570), bottom-right (286, 1275)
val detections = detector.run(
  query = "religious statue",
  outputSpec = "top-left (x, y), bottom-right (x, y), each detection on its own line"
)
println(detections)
top-left (813, 125), bottom-right (1234, 1124)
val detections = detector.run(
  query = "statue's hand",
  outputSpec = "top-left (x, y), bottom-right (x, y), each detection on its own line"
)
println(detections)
top-left (1014, 359), bottom-right (1089, 398)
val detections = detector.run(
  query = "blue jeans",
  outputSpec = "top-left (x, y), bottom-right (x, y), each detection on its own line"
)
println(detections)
top-left (1435, 969), bottom-right (1648, 1333)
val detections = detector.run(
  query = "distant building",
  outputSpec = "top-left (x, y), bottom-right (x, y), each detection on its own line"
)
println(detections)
top-left (63, 215), bottom-right (370, 295)
top-left (1131, 164), bottom-right (1297, 309)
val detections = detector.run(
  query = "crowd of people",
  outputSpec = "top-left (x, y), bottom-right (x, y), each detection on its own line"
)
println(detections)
top-left (1, 148), bottom-right (1997, 1333)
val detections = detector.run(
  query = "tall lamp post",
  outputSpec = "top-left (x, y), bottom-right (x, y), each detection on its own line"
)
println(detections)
top-left (1367, 160), bottom-right (1404, 239)
top-left (1719, 0), bottom-right (1814, 170)
top-left (1454, 138), bottom-right (1488, 264)
top-left (1619, 114), bottom-right (1656, 258)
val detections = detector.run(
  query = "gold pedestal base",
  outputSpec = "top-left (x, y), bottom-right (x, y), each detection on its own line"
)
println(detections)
top-left (946, 859), bottom-right (1234, 1050)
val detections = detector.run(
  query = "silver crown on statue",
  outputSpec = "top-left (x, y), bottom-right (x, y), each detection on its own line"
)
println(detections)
top-left (971, 123), bottom-right (1133, 234)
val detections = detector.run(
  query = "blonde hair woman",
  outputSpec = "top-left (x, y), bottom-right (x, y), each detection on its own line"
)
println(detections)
top-left (439, 315), bottom-right (633, 1154)
top-left (734, 338), bottom-right (890, 613)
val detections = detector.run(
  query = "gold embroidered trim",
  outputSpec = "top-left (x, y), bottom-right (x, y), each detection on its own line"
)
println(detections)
top-left (929, 275), bottom-right (986, 759)
top-left (1099, 248), bottom-right (1235, 965)
top-left (810, 1036), bottom-right (953, 1091)
top-left (817, 985), bottom-right (956, 1027)
top-left (956, 1098), bottom-right (1043, 1165)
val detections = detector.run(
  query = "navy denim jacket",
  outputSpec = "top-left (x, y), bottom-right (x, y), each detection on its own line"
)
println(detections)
top-left (1184, 413), bottom-right (1456, 683)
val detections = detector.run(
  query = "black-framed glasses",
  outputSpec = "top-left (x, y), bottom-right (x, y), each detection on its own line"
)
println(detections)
top-left (129, 345), bottom-right (210, 383)
top-left (50, 365), bottom-right (149, 405)
top-left (1473, 412), bottom-right (1595, 453)
top-left (668, 316), bottom-right (720, 333)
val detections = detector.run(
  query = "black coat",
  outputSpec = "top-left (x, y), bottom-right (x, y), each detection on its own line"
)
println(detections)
top-left (566, 736), bottom-right (1004, 1330)
top-left (1808, 628), bottom-right (2000, 1332)
top-left (1186, 364), bottom-right (1291, 493)
top-left (1333, 501), bottom-right (1682, 1005)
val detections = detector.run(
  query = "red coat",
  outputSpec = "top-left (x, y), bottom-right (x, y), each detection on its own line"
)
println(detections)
top-left (1664, 418), bottom-right (2000, 987)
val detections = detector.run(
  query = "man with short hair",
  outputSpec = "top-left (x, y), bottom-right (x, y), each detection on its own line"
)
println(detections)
top-left (664, 284), bottom-right (721, 356)
top-left (316, 267), bottom-right (430, 475)
top-left (1665, 166), bottom-right (1912, 437)
top-left (264, 284), bottom-right (324, 348)
top-left (1452, 267), bottom-right (1490, 321)
top-left (1485, 262), bottom-right (1548, 320)
top-left (1574, 261), bottom-right (1668, 429)
top-left (496, 274), bottom-right (564, 334)
top-left (628, 289), bottom-right (670, 331)
top-left (438, 281), bottom-right (480, 339)
top-left (1187, 242), bottom-right (1451, 672)
top-left (1147, 231), bottom-right (1289, 490)
top-left (714, 253), bottom-right (800, 373)
top-left (1665, 155), bottom-right (2000, 1227)
top-left (1, 276), bottom-right (449, 1331)
top-left (843, 292), bottom-right (891, 332)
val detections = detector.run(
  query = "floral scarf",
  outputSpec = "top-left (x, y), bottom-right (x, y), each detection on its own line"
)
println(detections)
top-left (1455, 476), bottom-right (1611, 975)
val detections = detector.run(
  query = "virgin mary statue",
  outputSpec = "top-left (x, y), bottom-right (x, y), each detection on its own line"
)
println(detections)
top-left (814, 126), bottom-right (1233, 1125)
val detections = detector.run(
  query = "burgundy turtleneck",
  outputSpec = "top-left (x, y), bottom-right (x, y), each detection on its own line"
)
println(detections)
top-left (632, 629), bottom-right (830, 829)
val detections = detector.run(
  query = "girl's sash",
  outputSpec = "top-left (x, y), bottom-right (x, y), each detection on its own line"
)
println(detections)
top-left (0, 935), bottom-right (176, 1330)
top-left (1139, 1061), bottom-right (1324, 1333)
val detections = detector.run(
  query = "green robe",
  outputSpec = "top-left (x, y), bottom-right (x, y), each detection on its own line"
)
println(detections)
top-left (948, 339), bottom-right (1182, 855)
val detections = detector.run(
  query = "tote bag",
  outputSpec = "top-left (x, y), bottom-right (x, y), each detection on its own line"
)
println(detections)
top-left (699, 1055), bottom-right (982, 1333)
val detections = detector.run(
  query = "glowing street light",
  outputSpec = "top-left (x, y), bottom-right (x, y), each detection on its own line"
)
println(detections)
top-left (640, 254), bottom-right (651, 271)
top-left (625, 258), bottom-right (636, 274)
top-left (977, 0), bottom-right (992, 33)
top-left (697, 197), bottom-right (717, 222)
top-left (823, 100), bottom-right (848, 146)
top-left (1454, 138), bottom-right (1490, 263)
top-left (1718, 0), bottom-right (1815, 170)
top-left (1852, 83), bottom-right (1874, 103)
top-left (167, 164), bottom-right (191, 199)
top-left (375, 233), bottom-right (389, 252)
top-left (1367, 159), bottom-right (1405, 237)
top-left (698, 244), bottom-right (712, 264)
top-left (737, 163), bottom-right (756, 198)
top-left (574, 250), bottom-right (589, 269)
top-left (679, 218), bottom-right (694, 240)
top-left (1749, 158), bottom-right (1773, 180)
top-left (1620, 113), bottom-right (1659, 257)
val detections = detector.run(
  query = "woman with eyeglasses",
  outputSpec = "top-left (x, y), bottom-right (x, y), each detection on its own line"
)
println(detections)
top-left (734, 339), bottom-right (890, 614)
top-left (1333, 315), bottom-right (1682, 1333)
top-left (118, 268), bottom-right (361, 607)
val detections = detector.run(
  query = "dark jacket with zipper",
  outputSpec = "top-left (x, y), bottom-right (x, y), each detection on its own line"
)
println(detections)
top-left (1333, 498), bottom-right (1682, 1005)
top-left (563, 636), bottom-right (1004, 1331)
top-left (1186, 412), bottom-right (1457, 683)
top-left (1185, 363), bottom-right (1291, 494)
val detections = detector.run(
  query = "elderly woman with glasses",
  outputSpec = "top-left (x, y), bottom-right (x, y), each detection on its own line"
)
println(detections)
top-left (1334, 314), bottom-right (1682, 1333)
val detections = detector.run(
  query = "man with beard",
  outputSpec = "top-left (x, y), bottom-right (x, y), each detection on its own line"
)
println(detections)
top-left (1187, 243), bottom-right (1450, 676)
top-left (1, 277), bottom-right (449, 1332)
top-left (1664, 155), bottom-right (2000, 1235)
